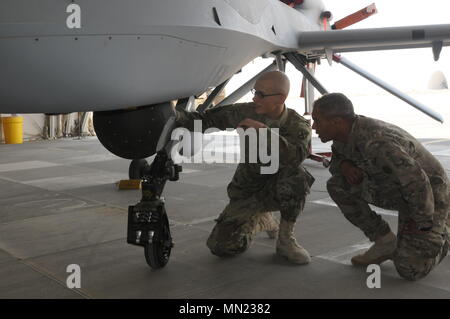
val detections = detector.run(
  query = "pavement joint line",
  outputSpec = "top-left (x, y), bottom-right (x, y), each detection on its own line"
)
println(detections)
top-left (34, 180), bottom-right (221, 225)
top-left (0, 161), bottom-right (60, 173)
top-left (17, 258), bottom-right (93, 299)
top-left (0, 246), bottom-right (19, 263)
top-left (14, 237), bottom-right (127, 261)
top-left (0, 201), bottom-right (121, 227)
top-left (44, 188), bottom-right (129, 215)
top-left (0, 175), bottom-right (23, 184)
top-left (315, 247), bottom-right (450, 293)
top-left (311, 197), bottom-right (399, 217)
top-left (180, 216), bottom-right (218, 226)
top-left (21, 173), bottom-right (125, 189)
top-left (0, 175), bottom-right (130, 217)
top-left (315, 241), bottom-right (372, 263)
top-left (0, 178), bottom-right (195, 241)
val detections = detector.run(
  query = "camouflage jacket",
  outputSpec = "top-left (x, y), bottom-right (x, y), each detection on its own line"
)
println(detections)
top-left (175, 102), bottom-right (313, 199)
top-left (330, 115), bottom-right (449, 227)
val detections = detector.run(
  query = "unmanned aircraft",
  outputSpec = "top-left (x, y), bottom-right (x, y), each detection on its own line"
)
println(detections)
top-left (1, 0), bottom-right (449, 268)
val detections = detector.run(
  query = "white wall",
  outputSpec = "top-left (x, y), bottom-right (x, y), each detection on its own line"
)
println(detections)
top-left (1, 113), bottom-right (95, 144)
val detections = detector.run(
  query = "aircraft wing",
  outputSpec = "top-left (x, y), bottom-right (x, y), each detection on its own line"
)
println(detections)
top-left (297, 24), bottom-right (450, 55)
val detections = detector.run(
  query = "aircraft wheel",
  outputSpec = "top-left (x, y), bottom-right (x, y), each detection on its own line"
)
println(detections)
top-left (129, 159), bottom-right (149, 179)
top-left (322, 158), bottom-right (331, 168)
top-left (144, 213), bottom-right (172, 269)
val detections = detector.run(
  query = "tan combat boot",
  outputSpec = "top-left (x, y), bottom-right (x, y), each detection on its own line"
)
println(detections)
top-left (351, 231), bottom-right (397, 266)
top-left (276, 219), bottom-right (311, 264)
top-left (253, 212), bottom-right (279, 239)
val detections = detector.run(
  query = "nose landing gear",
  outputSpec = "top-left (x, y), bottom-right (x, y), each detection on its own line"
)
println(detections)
top-left (127, 149), bottom-right (182, 269)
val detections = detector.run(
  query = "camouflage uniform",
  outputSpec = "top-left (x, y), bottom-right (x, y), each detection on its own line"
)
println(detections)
top-left (176, 102), bottom-right (314, 256)
top-left (327, 115), bottom-right (449, 280)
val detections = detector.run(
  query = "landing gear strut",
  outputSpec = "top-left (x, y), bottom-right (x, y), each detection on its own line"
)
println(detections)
top-left (127, 149), bottom-right (182, 269)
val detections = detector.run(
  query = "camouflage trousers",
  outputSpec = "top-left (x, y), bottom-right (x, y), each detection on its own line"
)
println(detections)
top-left (327, 174), bottom-right (449, 281)
top-left (206, 168), bottom-right (313, 257)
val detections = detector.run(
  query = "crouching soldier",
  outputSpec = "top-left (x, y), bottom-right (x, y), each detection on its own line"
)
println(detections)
top-left (312, 93), bottom-right (449, 280)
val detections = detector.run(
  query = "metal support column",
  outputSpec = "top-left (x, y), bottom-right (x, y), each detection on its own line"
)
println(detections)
top-left (197, 78), bottom-right (231, 113)
top-left (215, 62), bottom-right (278, 107)
top-left (333, 54), bottom-right (444, 123)
top-left (285, 53), bottom-right (328, 95)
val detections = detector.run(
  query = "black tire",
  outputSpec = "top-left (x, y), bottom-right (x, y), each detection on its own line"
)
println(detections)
top-left (144, 213), bottom-right (172, 269)
top-left (322, 158), bottom-right (331, 168)
top-left (129, 159), bottom-right (149, 179)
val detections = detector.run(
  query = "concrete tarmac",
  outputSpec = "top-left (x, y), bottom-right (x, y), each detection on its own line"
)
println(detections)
top-left (0, 136), bottom-right (449, 299)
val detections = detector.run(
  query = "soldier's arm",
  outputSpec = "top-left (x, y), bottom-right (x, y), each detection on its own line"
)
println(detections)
top-left (268, 120), bottom-right (311, 166)
top-left (329, 144), bottom-right (347, 175)
top-left (329, 144), bottom-right (364, 184)
top-left (365, 140), bottom-right (435, 228)
top-left (175, 103), bottom-right (253, 132)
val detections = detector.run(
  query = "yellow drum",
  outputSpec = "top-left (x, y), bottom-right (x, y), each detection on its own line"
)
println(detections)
top-left (2, 116), bottom-right (23, 144)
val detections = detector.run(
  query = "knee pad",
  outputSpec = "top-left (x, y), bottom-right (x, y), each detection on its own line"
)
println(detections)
top-left (207, 238), bottom-right (250, 257)
top-left (206, 222), bottom-right (252, 257)
top-left (393, 255), bottom-right (434, 281)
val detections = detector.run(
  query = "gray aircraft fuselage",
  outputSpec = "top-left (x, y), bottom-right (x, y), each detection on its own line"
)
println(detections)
top-left (0, 0), bottom-right (325, 113)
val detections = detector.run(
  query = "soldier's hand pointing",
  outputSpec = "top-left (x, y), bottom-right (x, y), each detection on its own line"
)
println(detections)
top-left (340, 160), bottom-right (364, 185)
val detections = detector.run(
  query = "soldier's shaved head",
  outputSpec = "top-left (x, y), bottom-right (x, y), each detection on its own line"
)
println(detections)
top-left (313, 93), bottom-right (355, 119)
top-left (256, 71), bottom-right (290, 96)
top-left (252, 70), bottom-right (290, 119)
